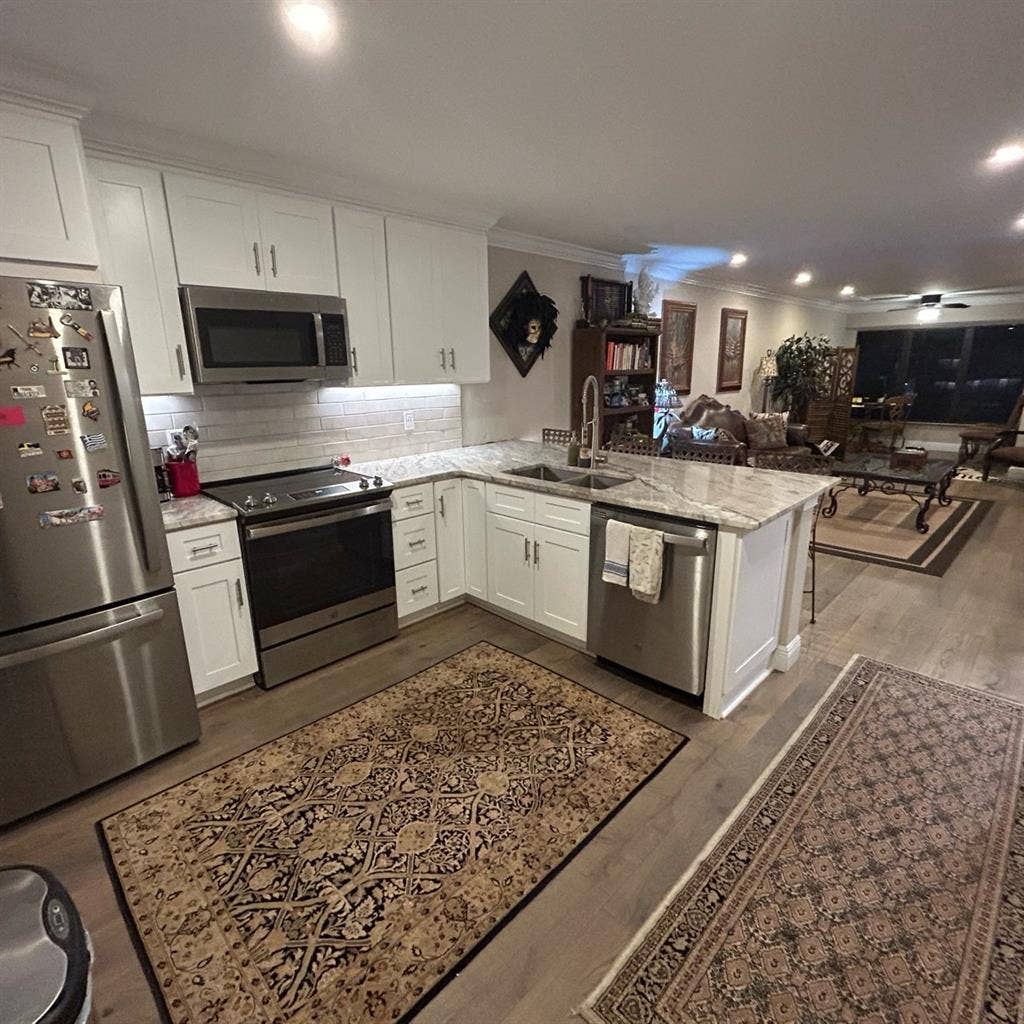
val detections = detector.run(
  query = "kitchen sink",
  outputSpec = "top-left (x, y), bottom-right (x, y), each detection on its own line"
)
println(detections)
top-left (504, 464), bottom-right (632, 490)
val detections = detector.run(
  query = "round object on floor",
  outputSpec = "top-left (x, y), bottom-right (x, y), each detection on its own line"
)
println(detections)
top-left (0, 865), bottom-right (92, 1024)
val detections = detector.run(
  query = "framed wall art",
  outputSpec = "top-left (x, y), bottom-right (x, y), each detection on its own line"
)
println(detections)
top-left (659, 299), bottom-right (697, 394)
top-left (580, 275), bottom-right (632, 326)
top-left (489, 271), bottom-right (559, 378)
top-left (716, 307), bottom-right (748, 392)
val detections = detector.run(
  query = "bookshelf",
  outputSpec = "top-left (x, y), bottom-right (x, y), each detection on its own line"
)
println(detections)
top-left (571, 326), bottom-right (661, 446)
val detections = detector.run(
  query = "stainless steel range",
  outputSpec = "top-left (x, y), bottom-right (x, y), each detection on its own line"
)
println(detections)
top-left (204, 465), bottom-right (397, 689)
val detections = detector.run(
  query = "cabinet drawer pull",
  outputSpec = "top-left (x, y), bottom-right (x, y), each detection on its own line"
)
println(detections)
top-left (408, 538), bottom-right (426, 548)
top-left (411, 584), bottom-right (429, 595)
top-left (189, 543), bottom-right (219, 557)
top-left (405, 498), bottom-right (424, 507)
top-left (235, 578), bottom-right (244, 608)
top-left (270, 243), bottom-right (278, 277)
top-left (253, 241), bottom-right (261, 275)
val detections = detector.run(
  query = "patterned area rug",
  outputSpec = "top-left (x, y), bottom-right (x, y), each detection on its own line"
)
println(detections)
top-left (814, 492), bottom-right (991, 575)
top-left (101, 642), bottom-right (684, 1024)
top-left (581, 656), bottom-right (1024, 1023)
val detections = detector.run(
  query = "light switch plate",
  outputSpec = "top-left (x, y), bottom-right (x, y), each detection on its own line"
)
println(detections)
top-left (403, 411), bottom-right (415, 431)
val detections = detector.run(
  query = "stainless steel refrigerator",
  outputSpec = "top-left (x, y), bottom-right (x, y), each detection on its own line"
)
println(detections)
top-left (0, 276), bottom-right (199, 826)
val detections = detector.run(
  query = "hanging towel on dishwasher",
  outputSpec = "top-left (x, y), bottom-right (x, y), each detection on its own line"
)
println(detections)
top-left (629, 526), bottom-right (665, 603)
top-left (602, 519), bottom-right (631, 586)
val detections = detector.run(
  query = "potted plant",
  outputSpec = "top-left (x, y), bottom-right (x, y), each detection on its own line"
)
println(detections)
top-left (771, 334), bottom-right (833, 422)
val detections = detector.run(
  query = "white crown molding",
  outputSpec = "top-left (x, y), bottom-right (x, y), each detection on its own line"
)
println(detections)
top-left (80, 113), bottom-right (501, 233)
top-left (486, 228), bottom-right (625, 272)
top-left (0, 59), bottom-right (94, 120)
top-left (665, 272), bottom-right (845, 313)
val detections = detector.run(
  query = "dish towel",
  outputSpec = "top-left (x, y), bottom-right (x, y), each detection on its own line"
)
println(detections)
top-left (628, 526), bottom-right (665, 604)
top-left (602, 519), bottom-right (631, 586)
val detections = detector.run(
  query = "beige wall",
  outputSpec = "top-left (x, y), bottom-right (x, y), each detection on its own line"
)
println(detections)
top-left (463, 246), bottom-right (848, 443)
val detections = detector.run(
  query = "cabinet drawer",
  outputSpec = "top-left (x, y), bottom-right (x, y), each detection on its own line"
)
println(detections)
top-left (535, 494), bottom-right (590, 536)
top-left (392, 482), bottom-right (434, 521)
top-left (485, 483), bottom-right (535, 522)
top-left (167, 521), bottom-right (241, 573)
top-left (392, 512), bottom-right (437, 570)
top-left (395, 562), bottom-right (439, 617)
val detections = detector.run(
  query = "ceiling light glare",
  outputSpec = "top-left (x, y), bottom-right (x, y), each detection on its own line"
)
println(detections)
top-left (916, 306), bottom-right (941, 323)
top-left (985, 143), bottom-right (1024, 170)
top-left (840, 285), bottom-right (856, 297)
top-left (282, 1), bottom-right (338, 53)
top-left (793, 271), bottom-right (812, 286)
top-left (729, 252), bottom-right (748, 267)
top-left (1015, 213), bottom-right (1024, 231)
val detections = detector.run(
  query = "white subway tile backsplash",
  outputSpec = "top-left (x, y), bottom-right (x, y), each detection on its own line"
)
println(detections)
top-left (144, 383), bottom-right (462, 480)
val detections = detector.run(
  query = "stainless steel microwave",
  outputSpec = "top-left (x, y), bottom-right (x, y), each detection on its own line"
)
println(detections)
top-left (179, 285), bottom-right (351, 384)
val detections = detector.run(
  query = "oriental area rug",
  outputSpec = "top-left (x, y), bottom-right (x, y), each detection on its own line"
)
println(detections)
top-left (814, 492), bottom-right (991, 575)
top-left (582, 656), bottom-right (1024, 1024)
top-left (101, 642), bottom-right (684, 1024)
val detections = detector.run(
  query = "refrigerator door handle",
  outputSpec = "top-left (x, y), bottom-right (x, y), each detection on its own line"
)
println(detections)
top-left (102, 309), bottom-right (165, 573)
top-left (0, 608), bottom-right (164, 671)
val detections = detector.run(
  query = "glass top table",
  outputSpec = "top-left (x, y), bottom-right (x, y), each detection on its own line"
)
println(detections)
top-left (823, 454), bottom-right (958, 534)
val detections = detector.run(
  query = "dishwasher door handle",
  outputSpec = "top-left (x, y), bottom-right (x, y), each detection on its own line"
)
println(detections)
top-left (663, 534), bottom-right (708, 554)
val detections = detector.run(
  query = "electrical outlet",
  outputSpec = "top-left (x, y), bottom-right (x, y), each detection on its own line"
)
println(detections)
top-left (403, 410), bottom-right (415, 431)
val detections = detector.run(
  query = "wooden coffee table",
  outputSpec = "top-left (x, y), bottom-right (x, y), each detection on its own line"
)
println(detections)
top-left (822, 454), bottom-right (957, 534)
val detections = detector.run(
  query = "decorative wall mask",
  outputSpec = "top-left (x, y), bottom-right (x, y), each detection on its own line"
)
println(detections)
top-left (489, 271), bottom-right (559, 378)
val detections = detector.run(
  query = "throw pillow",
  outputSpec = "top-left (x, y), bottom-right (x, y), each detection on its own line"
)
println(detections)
top-left (750, 410), bottom-right (789, 424)
top-left (746, 414), bottom-right (788, 450)
top-left (691, 424), bottom-right (719, 442)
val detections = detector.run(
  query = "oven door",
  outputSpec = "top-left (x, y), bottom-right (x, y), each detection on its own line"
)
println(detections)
top-left (180, 285), bottom-right (341, 383)
top-left (242, 500), bottom-right (395, 648)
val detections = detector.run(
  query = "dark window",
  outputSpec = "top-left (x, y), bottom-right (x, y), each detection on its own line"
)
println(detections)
top-left (855, 324), bottom-right (1024, 424)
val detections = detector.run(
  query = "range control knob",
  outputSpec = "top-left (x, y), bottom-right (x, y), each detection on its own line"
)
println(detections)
top-left (262, 492), bottom-right (278, 506)
top-left (372, 476), bottom-right (384, 487)
top-left (358, 477), bottom-right (370, 490)
top-left (242, 495), bottom-right (257, 510)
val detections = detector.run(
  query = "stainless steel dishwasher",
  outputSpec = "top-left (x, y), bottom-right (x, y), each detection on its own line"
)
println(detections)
top-left (588, 505), bottom-right (717, 695)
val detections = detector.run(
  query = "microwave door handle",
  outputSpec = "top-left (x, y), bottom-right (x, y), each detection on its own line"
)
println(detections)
top-left (314, 312), bottom-right (327, 374)
top-left (101, 309), bottom-right (165, 573)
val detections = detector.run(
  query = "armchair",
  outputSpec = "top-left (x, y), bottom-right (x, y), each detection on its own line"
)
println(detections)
top-left (981, 430), bottom-right (1024, 481)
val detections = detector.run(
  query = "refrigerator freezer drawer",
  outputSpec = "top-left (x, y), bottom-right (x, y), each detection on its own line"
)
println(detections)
top-left (0, 590), bottom-right (199, 825)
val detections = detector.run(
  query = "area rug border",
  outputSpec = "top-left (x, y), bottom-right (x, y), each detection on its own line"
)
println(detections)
top-left (578, 653), bottom-right (1024, 1022)
top-left (815, 495), bottom-right (991, 576)
top-left (97, 640), bottom-right (689, 1024)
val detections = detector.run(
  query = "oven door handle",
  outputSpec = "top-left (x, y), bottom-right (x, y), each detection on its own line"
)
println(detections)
top-left (245, 500), bottom-right (392, 540)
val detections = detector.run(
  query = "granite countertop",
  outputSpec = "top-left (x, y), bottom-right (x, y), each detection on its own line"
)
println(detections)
top-left (161, 494), bottom-right (238, 532)
top-left (348, 440), bottom-right (833, 532)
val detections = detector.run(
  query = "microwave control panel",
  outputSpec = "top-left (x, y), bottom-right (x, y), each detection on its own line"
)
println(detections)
top-left (322, 313), bottom-right (349, 366)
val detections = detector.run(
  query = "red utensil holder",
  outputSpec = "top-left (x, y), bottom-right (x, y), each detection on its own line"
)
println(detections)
top-left (166, 459), bottom-right (200, 498)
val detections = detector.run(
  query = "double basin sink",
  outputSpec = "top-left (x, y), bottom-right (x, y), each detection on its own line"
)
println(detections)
top-left (504, 463), bottom-right (632, 491)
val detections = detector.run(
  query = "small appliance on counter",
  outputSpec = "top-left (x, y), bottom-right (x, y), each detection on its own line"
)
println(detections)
top-left (164, 423), bottom-right (201, 496)
top-left (203, 464), bottom-right (398, 689)
top-left (0, 276), bottom-right (200, 827)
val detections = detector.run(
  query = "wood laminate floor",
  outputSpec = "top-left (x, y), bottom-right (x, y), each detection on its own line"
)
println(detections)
top-left (2, 478), bottom-right (1021, 1024)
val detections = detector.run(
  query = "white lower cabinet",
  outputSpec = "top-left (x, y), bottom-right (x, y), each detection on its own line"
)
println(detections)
top-left (533, 524), bottom-right (589, 641)
top-left (395, 562), bottom-right (439, 617)
top-left (462, 479), bottom-right (487, 600)
top-left (486, 513), bottom-right (536, 619)
top-left (174, 558), bottom-right (258, 696)
top-left (434, 478), bottom-right (466, 601)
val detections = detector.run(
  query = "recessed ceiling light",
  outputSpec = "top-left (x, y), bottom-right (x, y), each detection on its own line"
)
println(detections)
top-left (793, 271), bottom-right (812, 286)
top-left (281, 0), bottom-right (337, 52)
top-left (729, 252), bottom-right (748, 267)
top-left (917, 306), bottom-right (941, 323)
top-left (985, 143), bottom-right (1024, 170)
top-left (840, 285), bottom-right (856, 297)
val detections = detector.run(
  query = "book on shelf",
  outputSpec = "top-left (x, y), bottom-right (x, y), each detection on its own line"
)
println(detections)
top-left (604, 340), bottom-right (652, 371)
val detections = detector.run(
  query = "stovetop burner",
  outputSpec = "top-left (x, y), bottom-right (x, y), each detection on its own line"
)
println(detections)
top-left (203, 465), bottom-right (392, 519)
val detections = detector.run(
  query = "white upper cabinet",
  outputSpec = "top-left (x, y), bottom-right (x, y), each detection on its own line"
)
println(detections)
top-left (0, 101), bottom-right (98, 266)
top-left (257, 192), bottom-right (338, 295)
top-left (163, 172), bottom-right (337, 294)
top-left (386, 216), bottom-right (489, 384)
top-left (164, 173), bottom-right (262, 288)
top-left (88, 158), bottom-right (192, 395)
top-left (333, 205), bottom-right (394, 383)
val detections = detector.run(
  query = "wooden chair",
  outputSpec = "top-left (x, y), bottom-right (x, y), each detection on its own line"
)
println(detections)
top-left (982, 429), bottom-right (1024, 481)
top-left (958, 389), bottom-right (1024, 465)
top-left (606, 433), bottom-right (658, 457)
top-left (664, 435), bottom-right (747, 465)
top-left (860, 394), bottom-right (912, 452)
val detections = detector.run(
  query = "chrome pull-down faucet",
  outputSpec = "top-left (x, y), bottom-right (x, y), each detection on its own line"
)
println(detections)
top-left (581, 374), bottom-right (607, 464)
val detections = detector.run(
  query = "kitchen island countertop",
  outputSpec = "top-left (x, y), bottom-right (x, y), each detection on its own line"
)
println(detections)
top-left (347, 440), bottom-right (831, 531)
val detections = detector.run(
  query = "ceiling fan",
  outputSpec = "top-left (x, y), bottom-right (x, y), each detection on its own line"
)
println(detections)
top-left (885, 292), bottom-right (971, 313)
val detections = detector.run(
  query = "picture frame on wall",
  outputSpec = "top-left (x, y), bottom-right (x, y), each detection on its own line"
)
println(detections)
top-left (659, 300), bottom-right (697, 395)
top-left (580, 275), bottom-right (632, 326)
top-left (716, 307), bottom-right (748, 392)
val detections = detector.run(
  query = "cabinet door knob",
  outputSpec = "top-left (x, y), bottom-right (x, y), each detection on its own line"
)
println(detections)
top-left (253, 242), bottom-right (261, 275)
